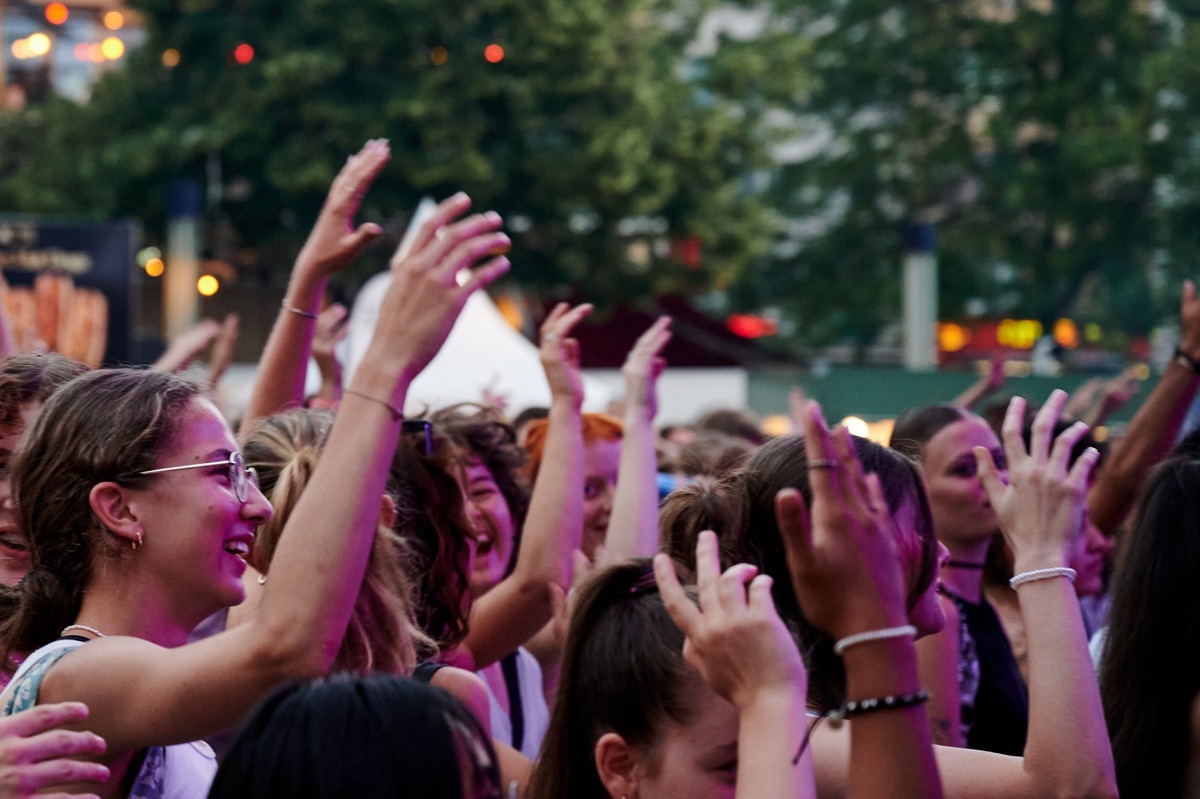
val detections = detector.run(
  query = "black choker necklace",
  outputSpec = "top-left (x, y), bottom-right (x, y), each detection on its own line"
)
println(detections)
top-left (946, 559), bottom-right (986, 570)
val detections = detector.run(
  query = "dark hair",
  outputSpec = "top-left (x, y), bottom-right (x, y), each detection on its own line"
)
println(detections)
top-left (433, 404), bottom-right (531, 567)
top-left (738, 434), bottom-right (936, 712)
top-left (0, 353), bottom-right (88, 428)
top-left (658, 477), bottom-right (747, 570)
top-left (695, 407), bottom-right (767, 446)
top-left (389, 427), bottom-right (477, 653)
top-left (210, 674), bottom-right (500, 798)
top-left (1100, 457), bottom-right (1200, 797)
top-left (528, 560), bottom-right (700, 799)
top-left (888, 404), bottom-right (969, 462)
top-left (0, 368), bottom-right (203, 664)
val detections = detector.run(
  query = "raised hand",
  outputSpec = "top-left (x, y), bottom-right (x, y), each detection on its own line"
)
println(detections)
top-left (207, 314), bottom-right (239, 388)
top-left (293, 140), bottom-right (390, 280)
top-left (655, 531), bottom-right (805, 710)
top-left (539, 303), bottom-right (593, 410)
top-left (151, 318), bottom-right (221, 374)
top-left (775, 401), bottom-right (909, 640)
top-left (0, 702), bottom-right (108, 799)
top-left (621, 316), bottom-right (671, 421)
top-left (974, 391), bottom-right (1099, 573)
top-left (367, 193), bottom-right (510, 387)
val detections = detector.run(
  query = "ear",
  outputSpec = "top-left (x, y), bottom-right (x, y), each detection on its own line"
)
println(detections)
top-left (88, 481), bottom-right (143, 548)
top-left (378, 493), bottom-right (397, 530)
top-left (595, 732), bottom-right (642, 799)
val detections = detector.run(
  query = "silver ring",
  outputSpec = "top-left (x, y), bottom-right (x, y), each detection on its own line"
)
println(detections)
top-left (544, 333), bottom-right (559, 343)
top-left (809, 458), bottom-right (838, 470)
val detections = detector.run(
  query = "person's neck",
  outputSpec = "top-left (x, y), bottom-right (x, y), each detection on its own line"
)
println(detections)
top-left (74, 572), bottom-right (199, 648)
top-left (939, 540), bottom-right (992, 603)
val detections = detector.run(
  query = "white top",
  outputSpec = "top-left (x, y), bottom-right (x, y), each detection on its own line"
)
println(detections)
top-left (480, 647), bottom-right (550, 760)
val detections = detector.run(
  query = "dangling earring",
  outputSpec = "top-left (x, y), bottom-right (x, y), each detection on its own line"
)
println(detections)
top-left (257, 573), bottom-right (267, 585)
top-left (132, 530), bottom-right (143, 551)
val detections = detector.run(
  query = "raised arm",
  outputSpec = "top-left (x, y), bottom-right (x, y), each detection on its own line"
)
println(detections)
top-left (43, 194), bottom-right (511, 753)
top-left (783, 401), bottom-right (943, 799)
top-left (241, 140), bottom-right (389, 434)
top-left (1088, 280), bottom-right (1200, 535)
top-left (969, 392), bottom-right (1117, 798)
top-left (150, 318), bottom-right (220, 374)
top-left (954, 357), bottom-right (1005, 411)
top-left (656, 532), bottom-right (813, 799)
top-left (308, 303), bottom-right (349, 407)
top-left (464, 303), bottom-right (590, 668)
top-left (606, 316), bottom-right (672, 560)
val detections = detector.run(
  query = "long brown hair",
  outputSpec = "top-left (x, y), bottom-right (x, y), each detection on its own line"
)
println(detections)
top-left (242, 409), bottom-right (432, 674)
top-left (0, 369), bottom-right (202, 665)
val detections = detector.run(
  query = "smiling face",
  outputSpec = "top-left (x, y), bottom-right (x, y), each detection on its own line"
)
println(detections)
top-left (582, 438), bottom-right (621, 557)
top-left (0, 401), bottom-right (40, 586)
top-left (461, 457), bottom-right (516, 598)
top-left (132, 398), bottom-right (273, 621)
top-left (919, 416), bottom-right (1007, 550)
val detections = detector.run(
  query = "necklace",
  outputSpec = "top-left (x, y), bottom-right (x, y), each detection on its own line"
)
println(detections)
top-left (60, 624), bottom-right (106, 638)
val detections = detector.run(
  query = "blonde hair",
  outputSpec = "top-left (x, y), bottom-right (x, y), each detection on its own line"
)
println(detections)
top-left (243, 409), bottom-right (434, 675)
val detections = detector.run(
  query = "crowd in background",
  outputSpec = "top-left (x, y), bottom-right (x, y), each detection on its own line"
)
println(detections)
top-left (0, 141), bottom-right (1197, 798)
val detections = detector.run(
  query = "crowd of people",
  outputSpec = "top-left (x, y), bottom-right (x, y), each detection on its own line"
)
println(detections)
top-left (0, 140), bottom-right (1194, 798)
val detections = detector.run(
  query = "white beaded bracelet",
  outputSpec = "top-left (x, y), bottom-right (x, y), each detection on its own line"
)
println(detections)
top-left (833, 625), bottom-right (917, 656)
top-left (1009, 566), bottom-right (1076, 590)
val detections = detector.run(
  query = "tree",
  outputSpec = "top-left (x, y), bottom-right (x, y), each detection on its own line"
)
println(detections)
top-left (0, 0), bottom-right (792, 309)
top-left (746, 0), bottom-right (1200, 351)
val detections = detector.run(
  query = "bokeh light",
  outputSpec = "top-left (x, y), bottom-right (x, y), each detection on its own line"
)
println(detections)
top-left (484, 43), bottom-right (505, 63)
top-left (430, 46), bottom-right (448, 66)
top-left (44, 3), bottom-right (68, 25)
top-left (144, 258), bottom-right (165, 278)
top-left (233, 43), bottom-right (255, 65)
top-left (162, 48), bottom-right (181, 67)
top-left (197, 275), bottom-right (220, 296)
top-left (103, 11), bottom-right (125, 30)
top-left (101, 37), bottom-right (125, 60)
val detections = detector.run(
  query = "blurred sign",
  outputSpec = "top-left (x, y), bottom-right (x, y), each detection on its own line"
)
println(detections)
top-left (0, 217), bottom-right (137, 364)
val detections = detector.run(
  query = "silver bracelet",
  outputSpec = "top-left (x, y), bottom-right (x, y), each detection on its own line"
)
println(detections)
top-left (281, 300), bottom-right (318, 320)
top-left (1009, 566), bottom-right (1076, 589)
top-left (833, 625), bottom-right (916, 656)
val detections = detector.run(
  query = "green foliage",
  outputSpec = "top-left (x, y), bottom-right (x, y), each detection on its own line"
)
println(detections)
top-left (749, 0), bottom-right (1200, 349)
top-left (0, 0), bottom-right (784, 305)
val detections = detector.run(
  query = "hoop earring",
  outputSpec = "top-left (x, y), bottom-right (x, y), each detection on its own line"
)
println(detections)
top-left (132, 530), bottom-right (143, 551)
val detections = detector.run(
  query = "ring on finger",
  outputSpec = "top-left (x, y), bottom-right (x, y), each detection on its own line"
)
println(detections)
top-left (544, 333), bottom-right (559, 343)
top-left (809, 458), bottom-right (838, 470)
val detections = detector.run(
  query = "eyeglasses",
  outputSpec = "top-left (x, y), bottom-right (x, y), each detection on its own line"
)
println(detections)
top-left (139, 452), bottom-right (260, 503)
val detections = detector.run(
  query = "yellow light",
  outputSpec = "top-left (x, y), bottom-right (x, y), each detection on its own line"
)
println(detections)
top-left (103, 11), bottom-right (125, 30)
top-left (841, 416), bottom-right (870, 438)
top-left (938, 322), bottom-right (970, 353)
top-left (1132, 363), bottom-right (1151, 381)
top-left (430, 46), bottom-right (448, 65)
top-left (197, 275), bottom-right (220, 296)
top-left (762, 414), bottom-right (792, 437)
top-left (144, 258), bottom-right (165, 278)
top-left (101, 37), bottom-right (125, 60)
top-left (997, 319), bottom-right (1042, 349)
top-left (26, 33), bottom-right (52, 57)
top-left (1084, 322), bottom-right (1102, 343)
top-left (162, 48), bottom-right (181, 67)
top-left (11, 39), bottom-right (30, 60)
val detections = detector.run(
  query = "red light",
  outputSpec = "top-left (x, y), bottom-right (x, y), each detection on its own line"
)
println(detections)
top-left (45, 2), bottom-right (68, 25)
top-left (484, 44), bottom-right (504, 63)
top-left (726, 314), bottom-right (778, 339)
top-left (233, 43), bottom-right (255, 65)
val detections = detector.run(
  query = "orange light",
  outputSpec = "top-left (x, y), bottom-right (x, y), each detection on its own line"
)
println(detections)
top-left (162, 48), bottom-right (181, 67)
top-left (144, 258), bottom-right (165, 278)
top-left (233, 43), bottom-right (254, 65)
top-left (88, 43), bottom-right (105, 63)
top-left (484, 43), bottom-right (505, 63)
top-left (430, 46), bottom-right (448, 65)
top-left (1053, 318), bottom-right (1078, 349)
top-left (726, 313), bottom-right (778, 339)
top-left (938, 322), bottom-right (970, 353)
top-left (197, 275), bottom-right (220, 296)
top-left (45, 2), bottom-right (68, 25)
top-left (103, 11), bottom-right (125, 30)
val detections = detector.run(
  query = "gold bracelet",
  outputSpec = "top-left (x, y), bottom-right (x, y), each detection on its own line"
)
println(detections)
top-left (281, 300), bottom-right (318, 320)
top-left (344, 388), bottom-right (402, 421)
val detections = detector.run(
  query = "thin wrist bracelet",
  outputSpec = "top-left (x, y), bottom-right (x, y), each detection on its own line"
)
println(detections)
top-left (344, 388), bottom-right (402, 422)
top-left (833, 625), bottom-right (916, 656)
top-left (1175, 346), bottom-right (1200, 375)
top-left (1009, 566), bottom-right (1076, 589)
top-left (282, 300), bottom-right (319, 320)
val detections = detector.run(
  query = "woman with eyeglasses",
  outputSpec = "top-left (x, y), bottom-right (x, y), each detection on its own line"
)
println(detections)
top-left (0, 142), bottom-right (510, 798)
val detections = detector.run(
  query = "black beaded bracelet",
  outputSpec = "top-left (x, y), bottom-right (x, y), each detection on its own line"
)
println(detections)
top-left (1175, 346), bottom-right (1200, 375)
top-left (828, 690), bottom-right (930, 728)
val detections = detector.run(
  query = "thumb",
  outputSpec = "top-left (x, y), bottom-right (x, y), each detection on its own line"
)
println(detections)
top-left (340, 223), bottom-right (383, 265)
top-left (775, 488), bottom-right (814, 571)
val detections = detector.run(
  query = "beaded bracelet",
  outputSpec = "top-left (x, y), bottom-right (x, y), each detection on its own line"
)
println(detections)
top-left (833, 625), bottom-right (917, 656)
top-left (792, 690), bottom-right (930, 764)
top-left (1174, 346), bottom-right (1200, 375)
top-left (1009, 566), bottom-right (1076, 590)
top-left (282, 300), bottom-right (319, 320)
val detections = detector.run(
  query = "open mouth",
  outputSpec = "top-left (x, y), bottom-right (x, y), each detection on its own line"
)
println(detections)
top-left (223, 540), bottom-right (250, 559)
